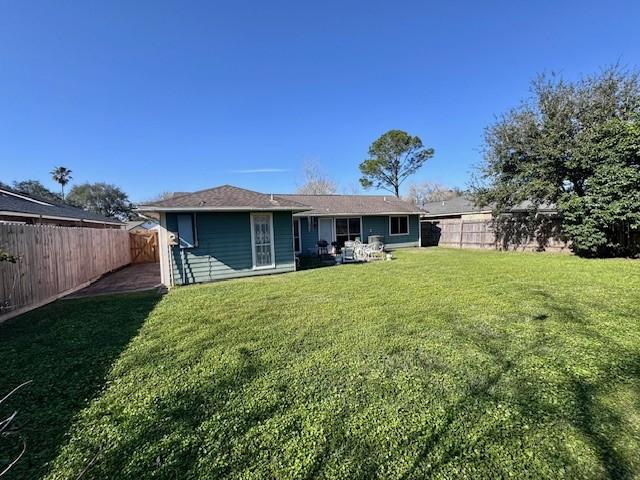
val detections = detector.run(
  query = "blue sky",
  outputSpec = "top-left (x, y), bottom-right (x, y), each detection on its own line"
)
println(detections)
top-left (1, 1), bottom-right (639, 201)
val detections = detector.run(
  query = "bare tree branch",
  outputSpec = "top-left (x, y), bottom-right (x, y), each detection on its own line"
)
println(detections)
top-left (75, 449), bottom-right (102, 480)
top-left (296, 160), bottom-right (337, 195)
top-left (0, 380), bottom-right (32, 477)
top-left (0, 435), bottom-right (26, 478)
top-left (0, 380), bottom-right (32, 405)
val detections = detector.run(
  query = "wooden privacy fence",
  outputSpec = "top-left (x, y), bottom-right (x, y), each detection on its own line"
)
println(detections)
top-left (421, 218), bottom-right (569, 252)
top-left (0, 224), bottom-right (131, 321)
top-left (422, 219), bottom-right (496, 249)
top-left (129, 232), bottom-right (159, 263)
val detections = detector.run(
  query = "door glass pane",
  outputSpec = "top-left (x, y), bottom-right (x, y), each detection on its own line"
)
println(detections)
top-left (253, 215), bottom-right (272, 266)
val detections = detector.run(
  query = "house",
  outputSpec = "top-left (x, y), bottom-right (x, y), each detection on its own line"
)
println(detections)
top-left (0, 187), bottom-right (123, 228)
top-left (137, 185), bottom-right (423, 287)
top-left (420, 195), bottom-right (557, 222)
top-left (280, 193), bottom-right (422, 255)
top-left (421, 195), bottom-right (494, 222)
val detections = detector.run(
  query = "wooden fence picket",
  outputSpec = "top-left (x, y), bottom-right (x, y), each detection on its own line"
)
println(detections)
top-left (0, 225), bottom-right (131, 322)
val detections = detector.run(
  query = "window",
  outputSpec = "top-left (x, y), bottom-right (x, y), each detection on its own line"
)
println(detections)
top-left (293, 218), bottom-right (301, 253)
top-left (389, 215), bottom-right (409, 235)
top-left (251, 213), bottom-right (275, 269)
top-left (177, 213), bottom-right (196, 248)
top-left (335, 217), bottom-right (361, 247)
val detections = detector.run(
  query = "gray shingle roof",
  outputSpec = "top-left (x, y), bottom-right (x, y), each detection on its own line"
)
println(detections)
top-left (280, 194), bottom-right (424, 216)
top-left (421, 195), bottom-right (557, 217)
top-left (421, 196), bottom-right (491, 216)
top-left (0, 188), bottom-right (123, 224)
top-left (137, 185), bottom-right (310, 211)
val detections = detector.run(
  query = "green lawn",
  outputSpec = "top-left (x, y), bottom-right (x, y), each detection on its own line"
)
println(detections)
top-left (1, 248), bottom-right (639, 479)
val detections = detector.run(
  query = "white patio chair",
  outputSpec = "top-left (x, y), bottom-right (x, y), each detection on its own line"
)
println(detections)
top-left (367, 241), bottom-right (385, 260)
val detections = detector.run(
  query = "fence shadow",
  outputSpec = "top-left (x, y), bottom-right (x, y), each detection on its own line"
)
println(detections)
top-left (0, 292), bottom-right (161, 479)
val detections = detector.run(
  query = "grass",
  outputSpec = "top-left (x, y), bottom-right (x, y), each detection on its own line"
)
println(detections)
top-left (1, 248), bottom-right (639, 479)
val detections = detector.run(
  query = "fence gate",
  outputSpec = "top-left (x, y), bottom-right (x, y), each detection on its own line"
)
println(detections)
top-left (420, 221), bottom-right (441, 247)
top-left (129, 232), bottom-right (159, 263)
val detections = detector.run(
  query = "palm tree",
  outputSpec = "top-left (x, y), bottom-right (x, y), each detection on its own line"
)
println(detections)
top-left (50, 166), bottom-right (72, 200)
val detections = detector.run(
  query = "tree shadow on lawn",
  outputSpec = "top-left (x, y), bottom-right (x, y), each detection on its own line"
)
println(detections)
top-left (29, 284), bottom-right (640, 479)
top-left (403, 290), bottom-right (640, 479)
top-left (0, 292), bottom-right (161, 479)
top-left (527, 289), bottom-right (640, 478)
top-left (49, 343), bottom-right (288, 479)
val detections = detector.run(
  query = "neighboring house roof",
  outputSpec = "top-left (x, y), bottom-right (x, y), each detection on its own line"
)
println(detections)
top-left (280, 194), bottom-right (424, 216)
top-left (136, 185), bottom-right (310, 212)
top-left (421, 196), bottom-right (492, 217)
top-left (421, 195), bottom-right (557, 217)
top-left (0, 188), bottom-right (123, 225)
top-left (126, 219), bottom-right (159, 231)
top-left (126, 220), bottom-right (145, 230)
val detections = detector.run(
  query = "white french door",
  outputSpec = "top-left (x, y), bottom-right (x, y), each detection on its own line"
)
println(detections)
top-left (318, 218), bottom-right (333, 244)
top-left (251, 213), bottom-right (275, 269)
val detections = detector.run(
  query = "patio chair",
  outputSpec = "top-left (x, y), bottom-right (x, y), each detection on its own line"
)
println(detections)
top-left (352, 240), bottom-right (369, 261)
top-left (342, 241), bottom-right (356, 263)
top-left (366, 241), bottom-right (385, 260)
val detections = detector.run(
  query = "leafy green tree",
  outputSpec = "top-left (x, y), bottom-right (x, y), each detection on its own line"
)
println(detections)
top-left (559, 118), bottom-right (640, 255)
top-left (475, 66), bottom-right (640, 257)
top-left (50, 166), bottom-right (72, 200)
top-left (67, 182), bottom-right (133, 221)
top-left (359, 130), bottom-right (434, 197)
top-left (11, 180), bottom-right (61, 202)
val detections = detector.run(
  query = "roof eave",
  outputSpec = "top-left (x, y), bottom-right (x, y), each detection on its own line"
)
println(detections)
top-left (136, 206), bottom-right (311, 213)
top-left (293, 211), bottom-right (424, 217)
top-left (0, 210), bottom-right (123, 225)
top-left (420, 210), bottom-right (493, 217)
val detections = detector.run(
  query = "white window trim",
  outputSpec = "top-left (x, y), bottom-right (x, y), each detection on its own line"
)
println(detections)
top-left (389, 215), bottom-right (410, 236)
top-left (293, 217), bottom-right (301, 254)
top-left (317, 217), bottom-right (335, 243)
top-left (334, 216), bottom-right (363, 243)
top-left (250, 212), bottom-right (276, 270)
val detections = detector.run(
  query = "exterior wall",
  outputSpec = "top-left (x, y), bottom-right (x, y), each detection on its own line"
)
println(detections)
top-left (296, 214), bottom-right (420, 254)
top-left (362, 215), bottom-right (420, 248)
top-left (298, 217), bottom-right (320, 255)
top-left (166, 211), bottom-right (295, 285)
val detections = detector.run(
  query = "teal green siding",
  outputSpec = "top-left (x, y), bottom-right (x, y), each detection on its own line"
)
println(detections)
top-left (298, 217), bottom-right (320, 255)
top-left (167, 211), bottom-right (295, 285)
top-left (362, 215), bottom-right (420, 247)
top-left (296, 214), bottom-right (420, 254)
